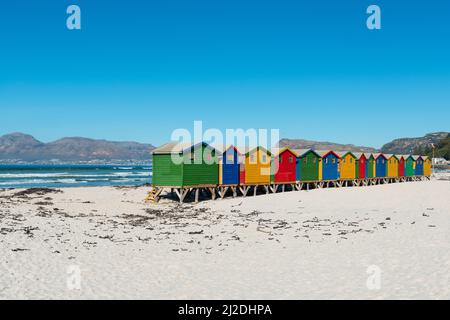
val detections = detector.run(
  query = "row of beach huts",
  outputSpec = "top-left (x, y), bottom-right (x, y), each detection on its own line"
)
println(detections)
top-left (149, 142), bottom-right (431, 203)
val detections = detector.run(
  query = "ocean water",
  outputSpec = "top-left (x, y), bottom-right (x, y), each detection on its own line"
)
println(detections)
top-left (0, 165), bottom-right (152, 188)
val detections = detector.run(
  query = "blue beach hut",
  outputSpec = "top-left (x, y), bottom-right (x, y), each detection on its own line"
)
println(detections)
top-left (375, 153), bottom-right (387, 177)
top-left (217, 145), bottom-right (241, 185)
top-left (413, 155), bottom-right (423, 176)
top-left (317, 150), bottom-right (340, 180)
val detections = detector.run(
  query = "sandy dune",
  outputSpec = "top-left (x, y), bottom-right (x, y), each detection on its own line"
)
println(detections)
top-left (1, 179), bottom-right (449, 299)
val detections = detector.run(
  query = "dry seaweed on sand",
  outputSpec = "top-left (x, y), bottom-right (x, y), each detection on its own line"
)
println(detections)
top-left (13, 188), bottom-right (63, 198)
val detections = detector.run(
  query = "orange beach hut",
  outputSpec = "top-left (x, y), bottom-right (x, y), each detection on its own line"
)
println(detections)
top-left (243, 146), bottom-right (272, 184)
top-left (337, 151), bottom-right (357, 179)
top-left (386, 154), bottom-right (399, 177)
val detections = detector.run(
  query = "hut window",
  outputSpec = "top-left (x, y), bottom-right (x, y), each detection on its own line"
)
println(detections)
top-left (350, 158), bottom-right (353, 163)
top-left (304, 158), bottom-right (307, 164)
top-left (262, 155), bottom-right (267, 162)
top-left (361, 159), bottom-right (364, 164)
top-left (206, 154), bottom-right (211, 161)
top-left (313, 158), bottom-right (316, 163)
top-left (289, 156), bottom-right (293, 163)
top-left (279, 157), bottom-right (283, 164)
top-left (325, 158), bottom-right (328, 164)
top-left (227, 154), bottom-right (234, 163)
top-left (343, 159), bottom-right (346, 164)
top-left (382, 159), bottom-right (385, 164)
top-left (332, 158), bottom-right (336, 164)
top-left (250, 155), bottom-right (255, 162)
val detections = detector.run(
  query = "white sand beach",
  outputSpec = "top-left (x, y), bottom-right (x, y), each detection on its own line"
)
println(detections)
top-left (1, 178), bottom-right (449, 299)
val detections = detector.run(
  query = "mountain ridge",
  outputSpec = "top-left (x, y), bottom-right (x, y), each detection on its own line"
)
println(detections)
top-left (1, 131), bottom-right (448, 163)
top-left (0, 133), bottom-right (155, 162)
top-left (380, 132), bottom-right (449, 155)
top-left (279, 138), bottom-right (378, 153)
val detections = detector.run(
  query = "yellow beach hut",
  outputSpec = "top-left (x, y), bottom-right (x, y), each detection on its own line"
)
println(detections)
top-left (386, 154), bottom-right (399, 177)
top-left (337, 151), bottom-right (357, 179)
top-left (243, 146), bottom-right (272, 184)
top-left (423, 156), bottom-right (431, 176)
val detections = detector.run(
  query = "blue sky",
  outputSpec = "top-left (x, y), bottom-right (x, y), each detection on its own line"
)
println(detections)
top-left (0, 0), bottom-right (449, 148)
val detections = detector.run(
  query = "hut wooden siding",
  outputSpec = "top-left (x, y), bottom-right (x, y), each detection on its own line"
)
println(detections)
top-left (239, 164), bottom-right (245, 183)
top-left (404, 156), bottom-right (415, 176)
top-left (414, 156), bottom-right (424, 176)
top-left (423, 157), bottom-right (431, 176)
top-left (375, 154), bottom-right (387, 177)
top-left (318, 158), bottom-right (323, 180)
top-left (219, 162), bottom-right (222, 184)
top-left (152, 142), bottom-right (218, 187)
top-left (218, 146), bottom-right (240, 185)
top-left (339, 152), bottom-right (357, 180)
top-left (152, 153), bottom-right (183, 186)
top-left (387, 154), bottom-right (399, 177)
top-left (244, 147), bottom-right (271, 184)
top-left (296, 149), bottom-right (321, 181)
top-left (365, 154), bottom-right (375, 178)
top-left (272, 148), bottom-right (298, 183)
top-left (319, 150), bottom-right (340, 181)
top-left (398, 155), bottom-right (406, 177)
top-left (296, 158), bottom-right (301, 181)
top-left (354, 153), bottom-right (367, 179)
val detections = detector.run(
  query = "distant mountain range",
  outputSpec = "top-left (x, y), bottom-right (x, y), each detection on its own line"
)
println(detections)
top-left (0, 131), bottom-right (448, 163)
top-left (380, 132), bottom-right (449, 154)
top-left (0, 133), bottom-right (155, 163)
top-left (279, 138), bottom-right (378, 153)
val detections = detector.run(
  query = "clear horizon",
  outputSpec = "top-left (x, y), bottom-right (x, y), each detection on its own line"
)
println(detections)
top-left (1, 1), bottom-right (449, 148)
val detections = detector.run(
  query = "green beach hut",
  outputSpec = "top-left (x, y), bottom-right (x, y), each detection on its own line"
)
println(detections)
top-left (152, 141), bottom-right (219, 187)
top-left (366, 153), bottom-right (375, 178)
top-left (404, 155), bottom-right (414, 177)
top-left (294, 149), bottom-right (321, 181)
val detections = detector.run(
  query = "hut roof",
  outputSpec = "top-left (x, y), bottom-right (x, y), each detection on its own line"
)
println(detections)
top-left (212, 144), bottom-right (242, 155)
top-left (316, 150), bottom-right (340, 158)
top-left (385, 154), bottom-right (399, 160)
top-left (352, 152), bottom-right (367, 159)
top-left (245, 146), bottom-right (272, 157)
top-left (152, 141), bottom-right (217, 154)
top-left (292, 149), bottom-right (320, 158)
top-left (373, 153), bottom-right (387, 160)
top-left (412, 155), bottom-right (423, 160)
top-left (270, 147), bottom-right (298, 157)
top-left (336, 151), bottom-right (356, 158)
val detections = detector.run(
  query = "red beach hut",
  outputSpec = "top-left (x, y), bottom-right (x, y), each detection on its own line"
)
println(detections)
top-left (354, 152), bottom-right (367, 179)
top-left (271, 147), bottom-right (298, 183)
top-left (398, 155), bottom-right (406, 177)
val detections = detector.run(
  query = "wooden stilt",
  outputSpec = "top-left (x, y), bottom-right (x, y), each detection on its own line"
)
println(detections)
top-left (213, 188), bottom-right (217, 200)
top-left (179, 188), bottom-right (189, 203)
top-left (194, 188), bottom-right (199, 203)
